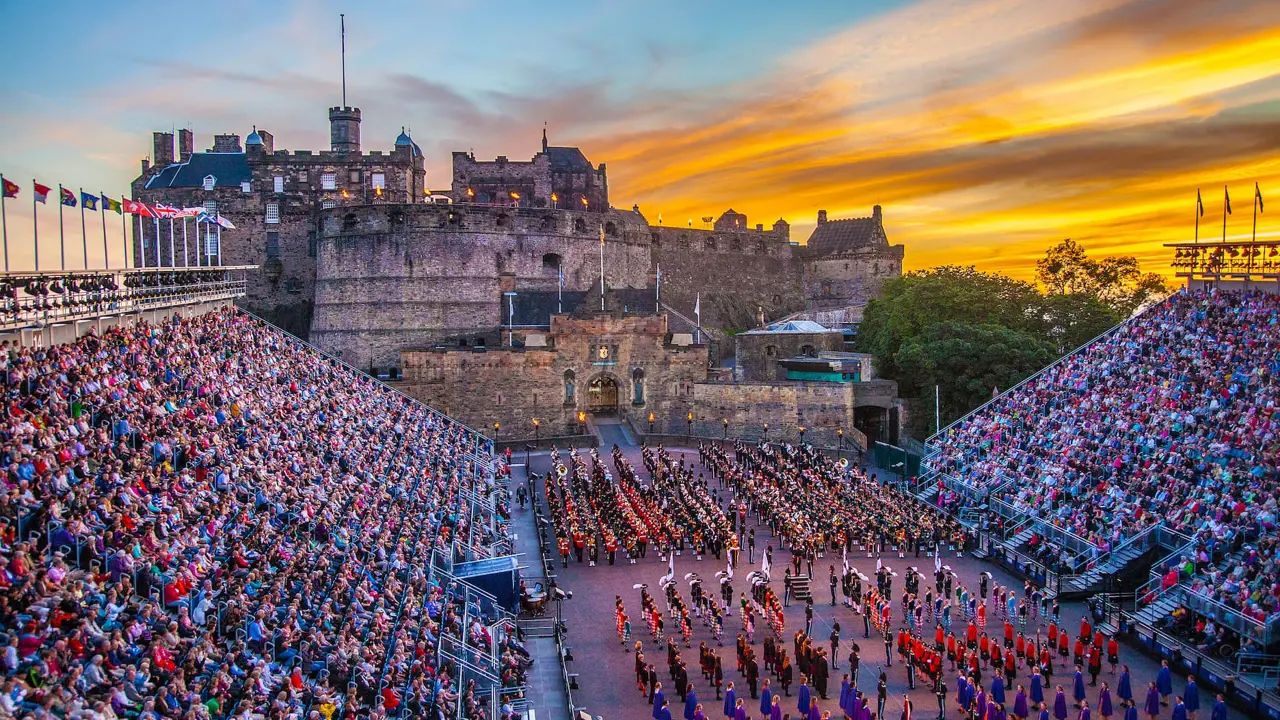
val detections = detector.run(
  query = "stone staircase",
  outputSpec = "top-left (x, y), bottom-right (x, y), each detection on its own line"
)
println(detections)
top-left (1131, 592), bottom-right (1181, 630)
top-left (788, 574), bottom-right (812, 602)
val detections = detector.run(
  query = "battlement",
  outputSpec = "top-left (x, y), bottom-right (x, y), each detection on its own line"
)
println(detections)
top-left (649, 224), bottom-right (792, 258)
top-left (319, 203), bottom-right (651, 241)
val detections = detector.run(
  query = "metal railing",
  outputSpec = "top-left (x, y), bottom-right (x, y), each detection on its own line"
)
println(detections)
top-left (0, 266), bottom-right (254, 332)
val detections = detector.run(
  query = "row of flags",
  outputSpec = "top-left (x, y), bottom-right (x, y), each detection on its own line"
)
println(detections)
top-left (1197, 183), bottom-right (1264, 217)
top-left (1, 178), bottom-right (233, 227)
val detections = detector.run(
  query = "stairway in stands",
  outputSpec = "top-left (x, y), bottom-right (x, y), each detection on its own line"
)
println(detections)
top-left (788, 575), bottom-right (812, 602)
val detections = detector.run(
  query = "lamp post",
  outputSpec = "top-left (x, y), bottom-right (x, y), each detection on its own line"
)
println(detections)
top-left (722, 418), bottom-right (728, 440)
top-left (577, 411), bottom-right (586, 435)
top-left (648, 412), bottom-right (655, 435)
top-left (798, 425), bottom-right (806, 444)
top-left (532, 418), bottom-right (540, 449)
top-left (493, 422), bottom-right (500, 440)
top-left (686, 411), bottom-right (693, 437)
top-left (837, 428), bottom-right (844, 459)
top-left (762, 423), bottom-right (768, 443)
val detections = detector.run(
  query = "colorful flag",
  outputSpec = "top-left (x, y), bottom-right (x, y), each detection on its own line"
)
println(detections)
top-left (1196, 189), bottom-right (1204, 217)
top-left (121, 198), bottom-right (156, 216)
top-left (32, 182), bottom-right (51, 204)
top-left (101, 194), bottom-right (122, 214)
top-left (1258, 182), bottom-right (1265, 214)
top-left (153, 203), bottom-right (180, 218)
top-left (80, 192), bottom-right (97, 211)
top-left (60, 187), bottom-right (77, 207)
top-left (558, 264), bottom-right (565, 289)
top-left (197, 212), bottom-right (235, 229)
top-left (2, 178), bottom-right (17, 198)
top-left (599, 223), bottom-right (605, 245)
top-left (1225, 186), bottom-right (1232, 215)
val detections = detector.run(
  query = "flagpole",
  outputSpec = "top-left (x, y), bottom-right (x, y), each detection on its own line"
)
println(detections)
top-left (216, 220), bottom-right (222, 266)
top-left (557, 260), bottom-right (563, 314)
top-left (58, 184), bottom-right (67, 271)
top-left (153, 217), bottom-right (160, 269)
top-left (1223, 185), bottom-right (1229, 245)
top-left (1194, 190), bottom-right (1200, 245)
top-left (599, 224), bottom-right (605, 311)
top-left (99, 193), bottom-right (108, 269)
top-left (0, 174), bottom-right (8, 272)
top-left (655, 263), bottom-right (660, 314)
top-left (183, 218), bottom-right (189, 268)
top-left (1251, 183), bottom-right (1259, 278)
top-left (169, 217), bottom-right (176, 268)
top-left (32, 180), bottom-right (39, 272)
top-left (79, 188), bottom-right (89, 269)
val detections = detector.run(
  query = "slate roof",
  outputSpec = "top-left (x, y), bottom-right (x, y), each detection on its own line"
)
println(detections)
top-left (145, 153), bottom-right (252, 190)
top-left (804, 216), bottom-right (886, 254)
top-left (545, 146), bottom-right (594, 172)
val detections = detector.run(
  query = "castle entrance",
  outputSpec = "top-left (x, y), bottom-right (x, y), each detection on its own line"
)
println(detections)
top-left (587, 376), bottom-right (619, 415)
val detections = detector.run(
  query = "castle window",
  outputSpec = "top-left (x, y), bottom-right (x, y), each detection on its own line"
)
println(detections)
top-left (308, 231), bottom-right (317, 257)
top-left (372, 173), bottom-right (385, 190)
top-left (266, 203), bottom-right (279, 224)
top-left (705, 236), bottom-right (717, 251)
top-left (651, 232), bottom-right (661, 246)
top-left (800, 344), bottom-right (816, 357)
top-left (540, 215), bottom-right (555, 230)
top-left (632, 368), bottom-right (645, 406)
top-left (266, 231), bottom-right (280, 259)
top-left (343, 213), bottom-right (358, 231)
top-left (732, 238), bottom-right (742, 252)
top-left (604, 221), bottom-right (618, 237)
top-left (321, 200), bottom-right (336, 209)
top-left (240, 181), bottom-right (251, 193)
top-left (573, 218), bottom-right (587, 233)
top-left (563, 370), bottom-right (576, 405)
top-left (495, 214), bottom-right (511, 228)
top-left (321, 173), bottom-right (336, 190)
top-left (349, 169), bottom-right (361, 183)
top-left (844, 263), bottom-right (849, 270)
top-left (203, 200), bottom-right (217, 215)
top-left (202, 175), bottom-right (216, 191)
top-left (273, 176), bottom-right (284, 193)
top-left (297, 171), bottom-right (308, 184)
top-left (542, 253), bottom-right (562, 273)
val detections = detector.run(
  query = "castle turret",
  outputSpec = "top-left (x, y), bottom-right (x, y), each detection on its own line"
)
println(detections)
top-left (329, 106), bottom-right (361, 153)
top-left (817, 209), bottom-right (827, 225)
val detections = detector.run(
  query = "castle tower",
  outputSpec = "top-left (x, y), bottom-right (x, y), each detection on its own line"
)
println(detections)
top-left (329, 106), bottom-right (361, 153)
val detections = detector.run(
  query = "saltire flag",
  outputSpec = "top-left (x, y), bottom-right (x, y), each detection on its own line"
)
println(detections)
top-left (1196, 189), bottom-right (1204, 217)
top-left (60, 187), bottom-right (77, 207)
top-left (558, 264), bottom-right (565, 289)
top-left (80, 192), bottom-right (97, 211)
top-left (1225, 186), bottom-right (1232, 215)
top-left (32, 182), bottom-right (51, 204)
top-left (2, 178), bottom-right (17, 198)
top-left (1258, 182), bottom-right (1265, 214)
top-left (101, 195), bottom-right (122, 214)
top-left (197, 212), bottom-right (235, 229)
top-left (121, 198), bottom-right (156, 216)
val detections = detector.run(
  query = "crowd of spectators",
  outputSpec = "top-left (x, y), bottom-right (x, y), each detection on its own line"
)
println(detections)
top-left (929, 289), bottom-right (1280, 632)
top-left (0, 308), bottom-right (519, 720)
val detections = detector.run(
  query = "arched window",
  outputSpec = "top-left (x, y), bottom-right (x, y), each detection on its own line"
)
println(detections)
top-left (604, 221), bottom-right (618, 237)
top-left (573, 217), bottom-right (587, 233)
top-left (563, 369), bottom-right (576, 405)
top-left (632, 368), bottom-right (645, 406)
top-left (541, 215), bottom-right (555, 230)
top-left (542, 253), bottom-right (562, 273)
top-left (800, 344), bottom-right (816, 358)
top-left (342, 213), bottom-right (358, 232)
top-left (495, 214), bottom-right (511, 228)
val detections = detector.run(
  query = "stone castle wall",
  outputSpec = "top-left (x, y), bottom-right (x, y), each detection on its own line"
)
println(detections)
top-left (311, 204), bottom-right (653, 369)
top-left (799, 245), bottom-right (904, 309)
top-left (394, 313), bottom-right (707, 435)
top-left (649, 225), bottom-right (806, 330)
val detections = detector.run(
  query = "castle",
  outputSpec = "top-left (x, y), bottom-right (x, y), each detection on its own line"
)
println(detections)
top-left (133, 104), bottom-right (906, 445)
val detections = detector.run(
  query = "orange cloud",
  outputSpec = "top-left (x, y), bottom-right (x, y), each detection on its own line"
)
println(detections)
top-left (583, 0), bottom-right (1280, 281)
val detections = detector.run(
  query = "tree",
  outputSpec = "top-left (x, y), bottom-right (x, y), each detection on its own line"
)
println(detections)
top-left (893, 321), bottom-right (1058, 426)
top-left (1036, 239), bottom-right (1169, 315)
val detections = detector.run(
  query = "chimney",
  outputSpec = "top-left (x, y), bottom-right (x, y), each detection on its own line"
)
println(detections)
top-left (211, 134), bottom-right (242, 153)
top-left (141, 158), bottom-right (151, 174)
top-left (817, 209), bottom-right (828, 225)
top-left (177, 129), bottom-right (193, 162)
top-left (257, 130), bottom-right (274, 154)
top-left (872, 205), bottom-right (882, 220)
top-left (152, 132), bottom-right (174, 167)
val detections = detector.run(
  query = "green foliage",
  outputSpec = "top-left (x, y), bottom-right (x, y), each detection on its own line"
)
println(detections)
top-left (1036, 238), bottom-right (1169, 315)
top-left (857, 264), bottom-right (1120, 434)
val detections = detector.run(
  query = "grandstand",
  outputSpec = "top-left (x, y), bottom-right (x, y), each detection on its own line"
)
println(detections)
top-left (922, 288), bottom-right (1280, 711)
top-left (0, 268), bottom-right (524, 720)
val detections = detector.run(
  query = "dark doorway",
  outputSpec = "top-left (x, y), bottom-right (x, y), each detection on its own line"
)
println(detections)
top-left (588, 376), bottom-right (619, 415)
top-left (854, 405), bottom-right (887, 445)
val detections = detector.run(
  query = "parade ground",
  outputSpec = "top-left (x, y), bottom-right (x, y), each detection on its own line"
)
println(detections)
top-left (513, 442), bottom-right (1230, 720)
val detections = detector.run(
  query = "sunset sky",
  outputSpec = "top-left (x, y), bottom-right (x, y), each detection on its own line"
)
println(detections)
top-left (1, 0), bottom-right (1278, 278)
